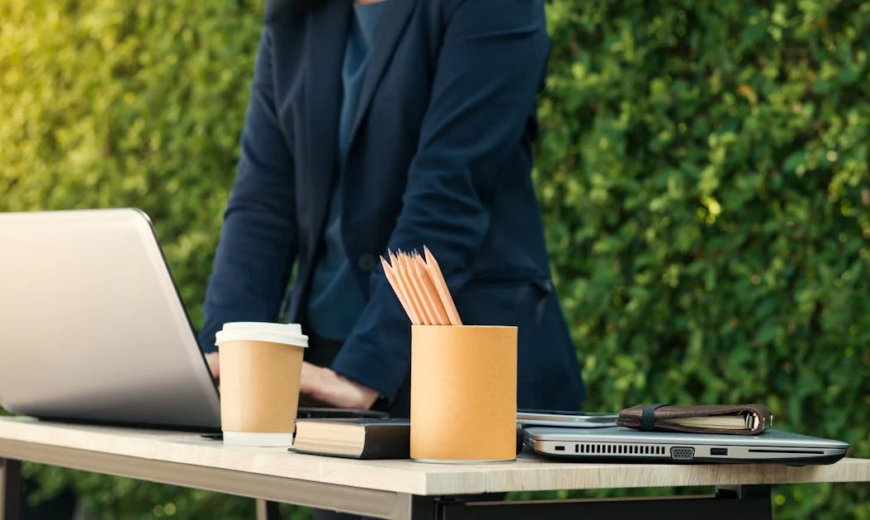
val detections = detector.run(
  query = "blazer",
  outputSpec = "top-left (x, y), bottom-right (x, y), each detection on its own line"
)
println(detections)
top-left (199, 0), bottom-right (586, 412)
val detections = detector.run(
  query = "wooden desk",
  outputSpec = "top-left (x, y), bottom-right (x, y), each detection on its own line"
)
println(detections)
top-left (0, 417), bottom-right (868, 519)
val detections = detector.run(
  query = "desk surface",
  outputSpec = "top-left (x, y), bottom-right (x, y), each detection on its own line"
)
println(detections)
top-left (0, 417), bottom-right (868, 496)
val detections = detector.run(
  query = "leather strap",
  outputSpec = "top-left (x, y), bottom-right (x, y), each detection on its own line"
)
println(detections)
top-left (641, 403), bottom-right (670, 431)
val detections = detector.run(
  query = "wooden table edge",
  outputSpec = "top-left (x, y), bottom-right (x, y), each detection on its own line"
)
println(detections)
top-left (0, 417), bottom-right (868, 497)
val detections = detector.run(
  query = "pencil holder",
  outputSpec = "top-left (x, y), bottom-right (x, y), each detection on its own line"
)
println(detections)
top-left (410, 325), bottom-right (517, 463)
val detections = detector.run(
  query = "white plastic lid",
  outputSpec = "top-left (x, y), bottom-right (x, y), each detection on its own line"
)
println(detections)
top-left (215, 322), bottom-right (308, 348)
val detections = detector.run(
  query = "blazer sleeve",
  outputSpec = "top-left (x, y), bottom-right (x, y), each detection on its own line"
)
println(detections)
top-left (199, 30), bottom-right (298, 353)
top-left (331, 0), bottom-right (550, 402)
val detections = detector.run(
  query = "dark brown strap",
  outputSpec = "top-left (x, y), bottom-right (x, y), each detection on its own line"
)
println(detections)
top-left (641, 403), bottom-right (670, 431)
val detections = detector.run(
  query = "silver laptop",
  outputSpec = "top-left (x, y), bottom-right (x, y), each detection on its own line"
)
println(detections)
top-left (0, 209), bottom-right (222, 431)
top-left (524, 426), bottom-right (849, 465)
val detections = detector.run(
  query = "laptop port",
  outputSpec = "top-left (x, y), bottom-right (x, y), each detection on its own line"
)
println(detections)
top-left (711, 447), bottom-right (728, 456)
top-left (670, 447), bottom-right (695, 461)
top-left (554, 445), bottom-right (565, 452)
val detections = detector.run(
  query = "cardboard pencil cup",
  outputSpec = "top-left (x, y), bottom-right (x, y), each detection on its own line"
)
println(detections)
top-left (410, 325), bottom-right (517, 463)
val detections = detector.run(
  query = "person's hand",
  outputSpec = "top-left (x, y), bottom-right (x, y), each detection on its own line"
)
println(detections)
top-left (299, 361), bottom-right (379, 410)
top-left (205, 353), bottom-right (220, 390)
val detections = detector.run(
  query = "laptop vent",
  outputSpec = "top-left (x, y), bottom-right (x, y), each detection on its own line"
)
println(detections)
top-left (576, 444), bottom-right (666, 455)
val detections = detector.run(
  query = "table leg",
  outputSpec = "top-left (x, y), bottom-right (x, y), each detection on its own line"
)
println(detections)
top-left (716, 485), bottom-right (773, 520)
top-left (408, 496), bottom-right (437, 520)
top-left (0, 459), bottom-right (22, 520)
top-left (256, 499), bottom-right (281, 520)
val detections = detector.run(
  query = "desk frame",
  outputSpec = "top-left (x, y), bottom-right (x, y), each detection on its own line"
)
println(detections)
top-left (0, 437), bottom-right (772, 520)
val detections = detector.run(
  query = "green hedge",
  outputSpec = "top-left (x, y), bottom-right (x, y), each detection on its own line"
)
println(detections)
top-left (1, 0), bottom-right (869, 518)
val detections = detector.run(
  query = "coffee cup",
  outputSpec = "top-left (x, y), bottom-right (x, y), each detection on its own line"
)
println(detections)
top-left (215, 322), bottom-right (308, 447)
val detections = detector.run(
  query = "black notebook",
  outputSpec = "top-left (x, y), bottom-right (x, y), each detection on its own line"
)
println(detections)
top-left (291, 418), bottom-right (410, 459)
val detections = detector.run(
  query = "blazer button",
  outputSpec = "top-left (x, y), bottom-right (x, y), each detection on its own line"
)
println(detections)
top-left (358, 254), bottom-right (377, 272)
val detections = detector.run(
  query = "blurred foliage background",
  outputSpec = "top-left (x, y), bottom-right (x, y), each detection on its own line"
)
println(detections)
top-left (1, 0), bottom-right (869, 518)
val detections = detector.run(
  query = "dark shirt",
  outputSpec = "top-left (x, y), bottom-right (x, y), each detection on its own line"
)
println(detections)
top-left (307, 1), bottom-right (389, 341)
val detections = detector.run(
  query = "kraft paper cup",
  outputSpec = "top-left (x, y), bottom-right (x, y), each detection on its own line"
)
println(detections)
top-left (410, 325), bottom-right (518, 463)
top-left (215, 322), bottom-right (308, 447)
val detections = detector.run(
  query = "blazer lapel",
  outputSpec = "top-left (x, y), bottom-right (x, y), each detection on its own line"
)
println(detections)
top-left (346, 0), bottom-right (418, 153)
top-left (303, 0), bottom-right (351, 253)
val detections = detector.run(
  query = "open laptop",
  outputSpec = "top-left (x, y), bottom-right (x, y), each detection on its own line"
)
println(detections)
top-left (523, 426), bottom-right (849, 465)
top-left (0, 208), bottom-right (382, 432)
top-left (0, 208), bottom-right (222, 431)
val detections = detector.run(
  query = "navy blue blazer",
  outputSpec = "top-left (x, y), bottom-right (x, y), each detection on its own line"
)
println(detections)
top-left (200, 0), bottom-right (586, 411)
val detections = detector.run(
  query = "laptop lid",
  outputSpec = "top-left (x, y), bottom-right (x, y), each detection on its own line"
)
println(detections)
top-left (524, 426), bottom-right (849, 465)
top-left (0, 208), bottom-right (222, 431)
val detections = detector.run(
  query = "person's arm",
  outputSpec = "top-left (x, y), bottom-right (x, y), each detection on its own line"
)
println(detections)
top-left (199, 29), bottom-right (298, 357)
top-left (330, 0), bottom-right (551, 404)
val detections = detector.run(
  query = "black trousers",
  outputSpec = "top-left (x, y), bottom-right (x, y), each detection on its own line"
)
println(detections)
top-left (20, 478), bottom-right (77, 520)
top-left (305, 334), bottom-right (505, 520)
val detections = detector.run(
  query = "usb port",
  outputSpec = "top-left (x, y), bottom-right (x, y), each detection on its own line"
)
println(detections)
top-left (554, 445), bottom-right (565, 451)
top-left (711, 448), bottom-right (728, 456)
